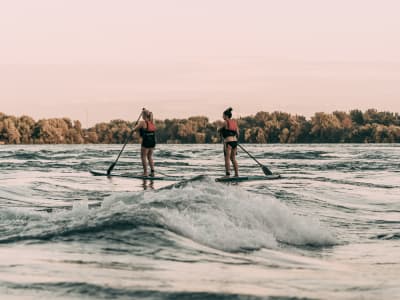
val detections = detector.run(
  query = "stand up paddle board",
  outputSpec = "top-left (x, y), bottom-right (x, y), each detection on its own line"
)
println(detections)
top-left (215, 174), bottom-right (281, 182)
top-left (89, 169), bottom-right (183, 181)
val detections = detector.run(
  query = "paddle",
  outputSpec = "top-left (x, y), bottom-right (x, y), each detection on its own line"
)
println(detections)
top-left (237, 143), bottom-right (273, 175)
top-left (106, 109), bottom-right (144, 175)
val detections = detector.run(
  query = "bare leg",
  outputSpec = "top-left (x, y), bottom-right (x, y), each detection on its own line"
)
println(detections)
top-left (230, 147), bottom-right (239, 177)
top-left (224, 144), bottom-right (232, 176)
top-left (141, 147), bottom-right (148, 176)
top-left (147, 148), bottom-right (154, 175)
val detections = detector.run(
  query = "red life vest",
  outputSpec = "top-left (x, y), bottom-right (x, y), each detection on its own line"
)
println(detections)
top-left (140, 121), bottom-right (156, 138)
top-left (226, 119), bottom-right (237, 132)
top-left (145, 121), bottom-right (156, 132)
top-left (221, 119), bottom-right (238, 138)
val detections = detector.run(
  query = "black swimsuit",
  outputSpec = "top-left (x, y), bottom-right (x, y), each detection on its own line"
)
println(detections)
top-left (140, 122), bottom-right (156, 148)
top-left (221, 128), bottom-right (237, 139)
top-left (225, 141), bottom-right (238, 149)
top-left (221, 120), bottom-right (238, 153)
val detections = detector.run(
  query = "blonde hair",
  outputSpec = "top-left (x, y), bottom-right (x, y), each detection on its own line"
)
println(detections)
top-left (143, 110), bottom-right (153, 121)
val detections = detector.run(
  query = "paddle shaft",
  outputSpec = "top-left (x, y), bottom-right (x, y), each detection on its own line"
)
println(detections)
top-left (107, 110), bottom-right (143, 174)
top-left (237, 143), bottom-right (273, 175)
top-left (237, 144), bottom-right (263, 167)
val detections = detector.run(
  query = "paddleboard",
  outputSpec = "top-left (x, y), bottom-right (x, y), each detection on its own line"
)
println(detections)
top-left (158, 175), bottom-right (207, 190)
top-left (89, 169), bottom-right (182, 181)
top-left (215, 174), bottom-right (281, 182)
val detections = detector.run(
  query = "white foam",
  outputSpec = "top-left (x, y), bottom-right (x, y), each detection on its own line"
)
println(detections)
top-left (70, 198), bottom-right (89, 219)
top-left (0, 206), bottom-right (44, 222)
top-left (0, 179), bottom-right (336, 251)
top-left (144, 178), bottom-right (337, 252)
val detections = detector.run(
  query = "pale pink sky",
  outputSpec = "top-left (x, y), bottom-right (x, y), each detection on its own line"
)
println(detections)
top-left (1, 0), bottom-right (399, 127)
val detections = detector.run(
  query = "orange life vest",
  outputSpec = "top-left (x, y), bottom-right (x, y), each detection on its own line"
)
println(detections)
top-left (221, 119), bottom-right (238, 138)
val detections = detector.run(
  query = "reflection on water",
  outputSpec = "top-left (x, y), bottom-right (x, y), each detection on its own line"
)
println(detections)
top-left (142, 179), bottom-right (155, 190)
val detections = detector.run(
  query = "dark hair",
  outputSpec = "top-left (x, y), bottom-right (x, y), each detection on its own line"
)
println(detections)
top-left (223, 107), bottom-right (233, 118)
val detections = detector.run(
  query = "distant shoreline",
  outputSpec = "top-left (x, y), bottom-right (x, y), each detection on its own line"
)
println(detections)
top-left (1, 109), bottom-right (399, 144)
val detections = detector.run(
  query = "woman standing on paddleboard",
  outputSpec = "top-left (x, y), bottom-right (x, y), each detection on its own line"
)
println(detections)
top-left (134, 109), bottom-right (156, 177)
top-left (219, 107), bottom-right (239, 177)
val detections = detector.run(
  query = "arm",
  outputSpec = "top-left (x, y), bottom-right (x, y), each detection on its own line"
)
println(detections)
top-left (218, 121), bottom-right (228, 133)
top-left (133, 120), bottom-right (144, 131)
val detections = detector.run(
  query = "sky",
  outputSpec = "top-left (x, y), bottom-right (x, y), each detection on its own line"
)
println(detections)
top-left (1, 0), bottom-right (399, 127)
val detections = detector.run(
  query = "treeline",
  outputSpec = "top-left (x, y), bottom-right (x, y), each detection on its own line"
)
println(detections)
top-left (1, 109), bottom-right (399, 144)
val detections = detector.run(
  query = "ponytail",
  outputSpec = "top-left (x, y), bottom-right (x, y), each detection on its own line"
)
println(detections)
top-left (143, 109), bottom-right (153, 121)
top-left (223, 107), bottom-right (233, 119)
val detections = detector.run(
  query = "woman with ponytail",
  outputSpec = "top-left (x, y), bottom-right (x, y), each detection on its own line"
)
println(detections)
top-left (134, 109), bottom-right (156, 176)
top-left (218, 107), bottom-right (239, 177)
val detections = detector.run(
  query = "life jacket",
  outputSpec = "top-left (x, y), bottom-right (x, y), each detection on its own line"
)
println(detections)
top-left (140, 121), bottom-right (156, 137)
top-left (221, 119), bottom-right (238, 138)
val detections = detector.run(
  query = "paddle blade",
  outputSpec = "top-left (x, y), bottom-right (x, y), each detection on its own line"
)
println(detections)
top-left (262, 165), bottom-right (273, 175)
top-left (107, 162), bottom-right (116, 175)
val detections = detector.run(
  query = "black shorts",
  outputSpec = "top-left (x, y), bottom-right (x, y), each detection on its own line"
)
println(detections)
top-left (142, 137), bottom-right (156, 149)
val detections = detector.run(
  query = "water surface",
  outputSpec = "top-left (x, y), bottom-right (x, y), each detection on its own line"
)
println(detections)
top-left (0, 144), bottom-right (399, 299)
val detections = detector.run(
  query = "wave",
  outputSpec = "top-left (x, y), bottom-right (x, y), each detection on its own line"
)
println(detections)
top-left (0, 186), bottom-right (39, 207)
top-left (373, 232), bottom-right (400, 240)
top-left (316, 161), bottom-right (397, 172)
top-left (0, 148), bottom-right (111, 162)
top-left (149, 178), bottom-right (337, 250)
top-left (156, 149), bottom-right (191, 159)
top-left (262, 150), bottom-right (331, 160)
top-left (2, 281), bottom-right (290, 300)
top-left (307, 176), bottom-right (397, 189)
top-left (2, 152), bottom-right (50, 160)
top-left (0, 178), bottom-right (336, 252)
top-left (0, 161), bottom-right (77, 171)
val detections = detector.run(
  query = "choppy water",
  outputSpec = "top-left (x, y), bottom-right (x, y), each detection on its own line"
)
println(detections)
top-left (0, 144), bottom-right (399, 300)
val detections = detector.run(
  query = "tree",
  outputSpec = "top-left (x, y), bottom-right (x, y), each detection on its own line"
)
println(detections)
top-left (310, 112), bottom-right (343, 142)
top-left (0, 109), bottom-right (399, 144)
top-left (17, 115), bottom-right (35, 144)
top-left (2, 117), bottom-right (21, 144)
top-left (350, 109), bottom-right (364, 125)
